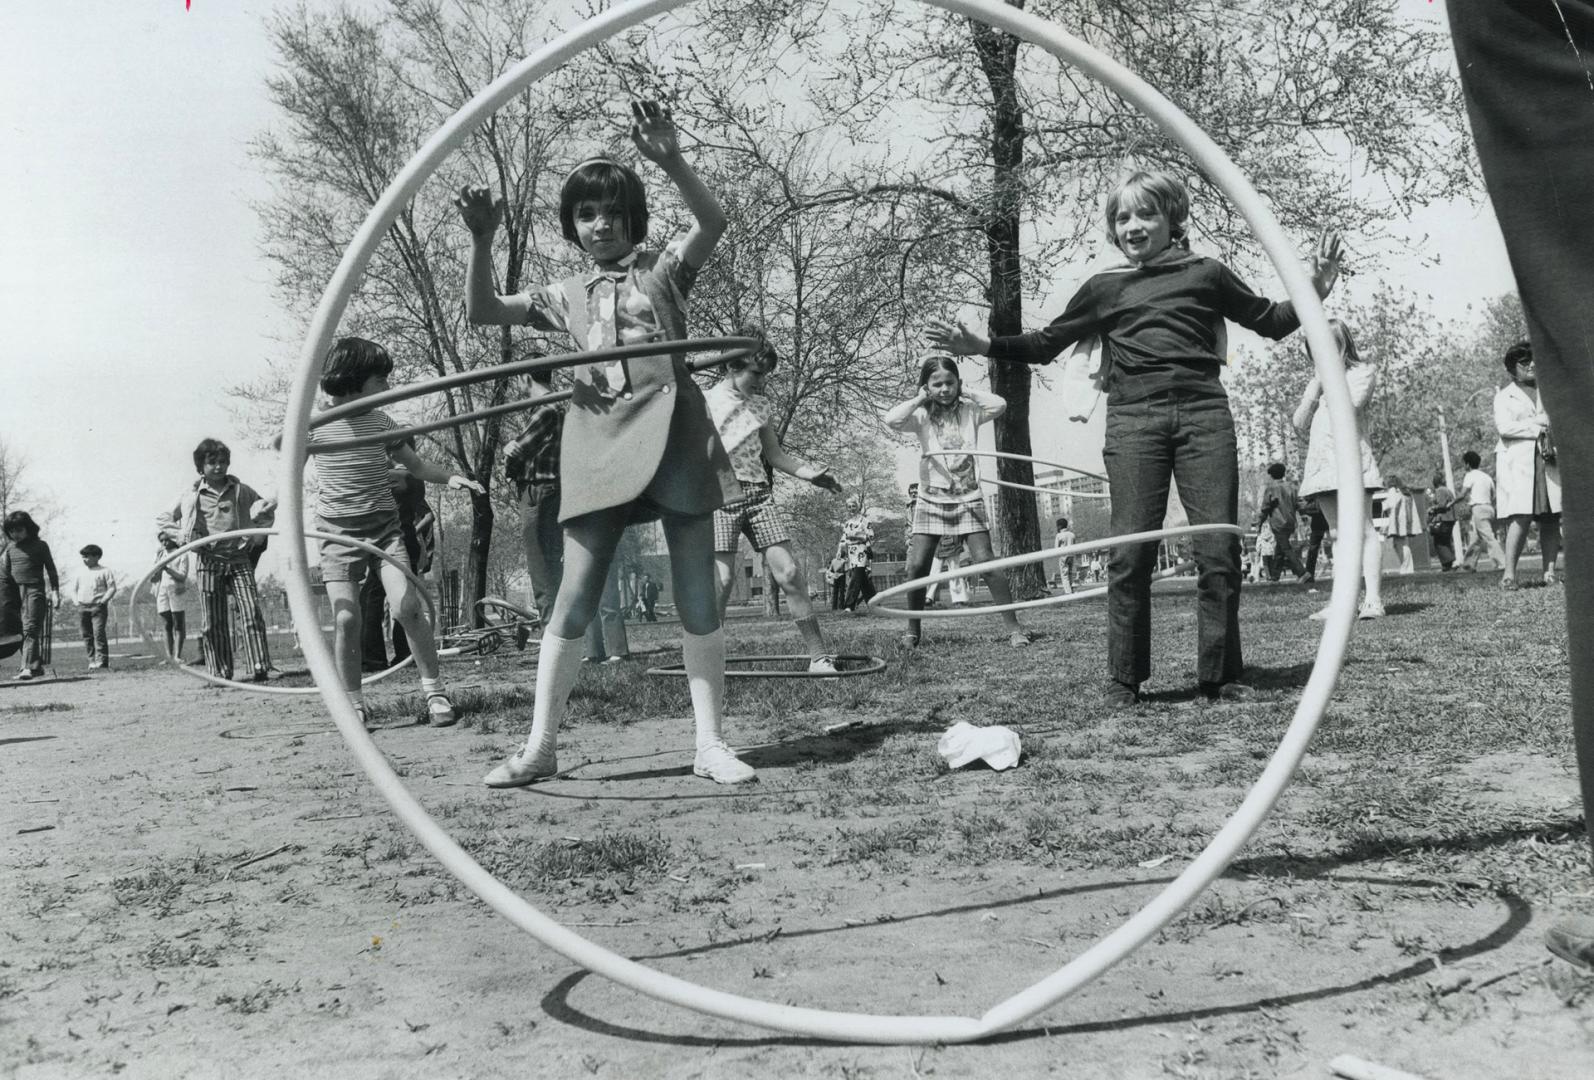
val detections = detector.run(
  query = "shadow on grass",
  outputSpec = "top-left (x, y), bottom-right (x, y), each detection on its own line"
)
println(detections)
top-left (1230, 817), bottom-right (1587, 879)
top-left (0, 676), bottom-right (91, 689)
top-left (0, 735), bottom-right (58, 746)
top-left (536, 869), bottom-right (1530, 1048)
top-left (514, 729), bottom-right (893, 797)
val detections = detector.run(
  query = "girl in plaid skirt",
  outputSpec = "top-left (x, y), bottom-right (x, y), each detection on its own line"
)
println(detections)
top-left (884, 355), bottom-right (1030, 650)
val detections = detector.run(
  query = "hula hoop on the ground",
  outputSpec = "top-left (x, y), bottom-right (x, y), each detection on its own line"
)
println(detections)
top-left (306, 339), bottom-right (758, 454)
top-left (870, 526), bottom-right (1239, 618)
top-left (130, 528), bottom-right (431, 695)
top-left (275, 0), bottom-right (1363, 1045)
top-left (645, 654), bottom-right (887, 679)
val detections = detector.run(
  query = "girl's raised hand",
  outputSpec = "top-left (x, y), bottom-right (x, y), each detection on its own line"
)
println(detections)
top-left (630, 100), bottom-right (680, 165)
top-left (1311, 229), bottom-right (1344, 298)
top-left (455, 185), bottom-right (504, 238)
top-left (926, 318), bottom-right (980, 356)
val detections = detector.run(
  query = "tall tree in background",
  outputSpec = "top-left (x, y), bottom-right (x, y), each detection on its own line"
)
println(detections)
top-left (647, 0), bottom-right (1473, 594)
top-left (246, 0), bottom-right (604, 623)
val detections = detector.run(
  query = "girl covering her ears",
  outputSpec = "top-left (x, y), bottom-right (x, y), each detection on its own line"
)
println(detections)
top-left (1294, 318), bottom-right (1386, 620)
top-left (458, 101), bottom-right (753, 787)
top-left (883, 354), bottom-right (1030, 650)
top-left (929, 170), bottom-right (1342, 705)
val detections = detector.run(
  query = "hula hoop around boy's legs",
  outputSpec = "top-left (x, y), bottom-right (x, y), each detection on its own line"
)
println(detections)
top-left (277, 0), bottom-right (1362, 1046)
top-left (305, 339), bottom-right (757, 454)
top-left (868, 526), bottom-right (1239, 618)
top-left (130, 528), bottom-right (429, 696)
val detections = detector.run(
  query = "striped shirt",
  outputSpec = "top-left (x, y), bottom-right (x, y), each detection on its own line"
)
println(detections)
top-left (310, 409), bottom-right (401, 518)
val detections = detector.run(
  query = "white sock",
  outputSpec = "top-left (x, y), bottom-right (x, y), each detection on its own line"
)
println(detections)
top-left (420, 675), bottom-right (444, 696)
top-left (523, 633), bottom-right (583, 758)
top-left (682, 627), bottom-right (727, 751)
top-left (347, 690), bottom-right (365, 711)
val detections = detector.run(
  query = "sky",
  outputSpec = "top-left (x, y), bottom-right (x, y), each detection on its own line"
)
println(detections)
top-left (0, 0), bottom-right (1515, 590)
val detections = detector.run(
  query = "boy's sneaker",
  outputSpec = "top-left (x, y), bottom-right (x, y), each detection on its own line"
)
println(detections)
top-left (426, 692), bottom-right (458, 727)
top-left (1199, 680), bottom-right (1254, 703)
top-left (807, 655), bottom-right (840, 675)
top-left (1357, 601), bottom-right (1386, 620)
top-left (13, 670), bottom-right (36, 681)
top-left (483, 747), bottom-right (558, 788)
top-left (693, 740), bottom-right (756, 784)
top-left (1009, 631), bottom-right (1032, 649)
top-left (251, 669), bottom-right (270, 684)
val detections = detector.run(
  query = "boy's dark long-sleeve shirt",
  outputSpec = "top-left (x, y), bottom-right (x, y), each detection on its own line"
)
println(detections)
top-left (986, 256), bottom-right (1302, 405)
top-left (0, 538), bottom-right (59, 591)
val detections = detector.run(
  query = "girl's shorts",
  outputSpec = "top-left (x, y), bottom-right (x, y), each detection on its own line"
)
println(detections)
top-left (316, 511), bottom-right (409, 583)
top-left (713, 483), bottom-right (791, 553)
top-left (911, 495), bottom-right (990, 538)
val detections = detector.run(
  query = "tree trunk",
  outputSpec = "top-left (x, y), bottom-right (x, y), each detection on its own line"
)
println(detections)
top-left (972, 11), bottom-right (1046, 598)
top-left (460, 324), bottom-right (515, 627)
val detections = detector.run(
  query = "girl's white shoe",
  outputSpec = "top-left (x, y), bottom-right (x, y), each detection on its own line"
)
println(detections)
top-left (483, 747), bottom-right (558, 788)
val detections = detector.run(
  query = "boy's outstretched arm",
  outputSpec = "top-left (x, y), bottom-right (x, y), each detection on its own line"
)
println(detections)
top-left (456, 186), bottom-right (532, 326)
top-left (390, 443), bottom-right (485, 494)
top-left (631, 101), bottom-right (725, 270)
top-left (758, 427), bottom-right (841, 491)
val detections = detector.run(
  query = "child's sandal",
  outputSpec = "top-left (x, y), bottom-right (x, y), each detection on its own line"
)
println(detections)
top-left (426, 692), bottom-right (458, 727)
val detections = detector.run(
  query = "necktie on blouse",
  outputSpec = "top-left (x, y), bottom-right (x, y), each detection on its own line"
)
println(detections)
top-left (585, 252), bottom-right (640, 395)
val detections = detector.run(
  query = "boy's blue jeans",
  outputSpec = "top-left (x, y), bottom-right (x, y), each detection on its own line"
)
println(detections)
top-left (1102, 393), bottom-right (1242, 688)
top-left (79, 603), bottom-right (109, 667)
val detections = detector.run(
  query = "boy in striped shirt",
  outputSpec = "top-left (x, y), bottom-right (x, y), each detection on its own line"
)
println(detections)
top-left (310, 337), bottom-right (484, 728)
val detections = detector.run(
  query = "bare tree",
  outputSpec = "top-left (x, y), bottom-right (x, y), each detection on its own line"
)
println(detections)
top-left (639, 0), bottom-right (1473, 595)
top-left (245, 0), bottom-right (611, 623)
top-left (0, 437), bottom-right (57, 533)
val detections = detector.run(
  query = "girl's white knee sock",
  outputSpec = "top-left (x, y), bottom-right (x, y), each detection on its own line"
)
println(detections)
top-left (524, 633), bottom-right (584, 759)
top-left (681, 627), bottom-right (726, 750)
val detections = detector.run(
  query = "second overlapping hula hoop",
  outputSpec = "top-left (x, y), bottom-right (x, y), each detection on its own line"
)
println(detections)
top-left (921, 449), bottom-right (1110, 499)
top-left (870, 524), bottom-right (1238, 618)
top-left (306, 338), bottom-right (759, 454)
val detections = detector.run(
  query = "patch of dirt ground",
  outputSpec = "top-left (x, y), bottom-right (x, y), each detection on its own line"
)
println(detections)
top-left (2, 604), bottom-right (1593, 1079)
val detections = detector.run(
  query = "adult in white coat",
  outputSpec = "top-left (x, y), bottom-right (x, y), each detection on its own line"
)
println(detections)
top-left (1494, 341), bottom-right (1562, 589)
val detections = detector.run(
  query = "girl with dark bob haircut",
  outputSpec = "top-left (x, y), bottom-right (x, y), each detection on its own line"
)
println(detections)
top-left (559, 158), bottom-right (650, 248)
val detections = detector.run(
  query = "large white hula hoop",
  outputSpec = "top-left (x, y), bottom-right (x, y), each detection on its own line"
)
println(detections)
top-left (277, 0), bottom-right (1363, 1045)
top-left (131, 528), bottom-right (431, 696)
top-left (870, 527), bottom-right (1235, 618)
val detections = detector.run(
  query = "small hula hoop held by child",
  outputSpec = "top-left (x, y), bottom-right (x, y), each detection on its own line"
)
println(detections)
top-left (930, 170), bottom-right (1341, 705)
top-left (459, 101), bottom-right (756, 787)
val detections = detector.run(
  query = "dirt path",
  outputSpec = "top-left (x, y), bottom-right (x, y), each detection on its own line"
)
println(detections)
top-left (3, 598), bottom-right (1592, 1079)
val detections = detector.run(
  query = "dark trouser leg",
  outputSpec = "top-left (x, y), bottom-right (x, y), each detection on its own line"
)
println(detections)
top-left (1171, 398), bottom-right (1243, 686)
top-left (519, 482), bottom-right (564, 621)
top-left (21, 586), bottom-right (45, 671)
top-left (360, 569), bottom-right (389, 668)
top-left (1430, 528), bottom-right (1456, 568)
top-left (1449, 0), bottom-right (1594, 861)
top-left (79, 608), bottom-right (96, 665)
top-left (90, 605), bottom-right (109, 668)
top-left (1274, 525), bottom-right (1308, 578)
top-left (1103, 401), bottom-right (1175, 687)
top-left (1305, 511), bottom-right (1329, 574)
